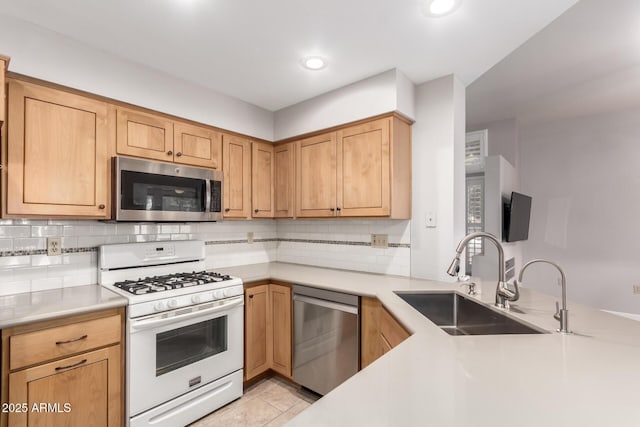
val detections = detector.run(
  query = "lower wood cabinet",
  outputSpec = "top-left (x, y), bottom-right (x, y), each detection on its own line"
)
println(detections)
top-left (244, 283), bottom-right (292, 381)
top-left (245, 284), bottom-right (271, 379)
top-left (1, 308), bottom-right (124, 427)
top-left (360, 296), bottom-right (410, 368)
top-left (269, 284), bottom-right (292, 377)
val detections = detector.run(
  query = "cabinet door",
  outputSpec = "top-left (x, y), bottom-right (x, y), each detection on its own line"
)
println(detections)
top-left (245, 285), bottom-right (270, 380)
top-left (174, 122), bottom-right (222, 169)
top-left (0, 56), bottom-right (8, 125)
top-left (222, 134), bottom-right (251, 218)
top-left (6, 80), bottom-right (111, 218)
top-left (251, 142), bottom-right (274, 218)
top-left (274, 143), bottom-right (295, 218)
top-left (295, 132), bottom-right (337, 217)
top-left (116, 108), bottom-right (173, 162)
top-left (8, 345), bottom-right (121, 427)
top-left (380, 307), bottom-right (410, 349)
top-left (269, 284), bottom-right (291, 378)
top-left (337, 118), bottom-right (390, 216)
top-left (360, 297), bottom-right (383, 369)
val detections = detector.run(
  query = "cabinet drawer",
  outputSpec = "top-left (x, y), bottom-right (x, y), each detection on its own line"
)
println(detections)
top-left (379, 308), bottom-right (410, 349)
top-left (10, 315), bottom-right (121, 370)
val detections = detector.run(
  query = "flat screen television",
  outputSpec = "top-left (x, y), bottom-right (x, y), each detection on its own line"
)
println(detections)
top-left (503, 191), bottom-right (532, 242)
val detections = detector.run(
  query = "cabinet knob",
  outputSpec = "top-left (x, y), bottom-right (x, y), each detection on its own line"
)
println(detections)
top-left (176, 152), bottom-right (183, 157)
top-left (225, 208), bottom-right (230, 212)
top-left (249, 294), bottom-right (254, 299)
top-left (336, 207), bottom-right (341, 211)
top-left (330, 208), bottom-right (335, 212)
top-left (167, 150), bottom-right (173, 156)
top-left (254, 209), bottom-right (259, 213)
top-left (98, 204), bottom-right (106, 209)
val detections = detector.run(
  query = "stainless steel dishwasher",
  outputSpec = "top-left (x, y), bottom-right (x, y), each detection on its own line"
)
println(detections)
top-left (292, 285), bottom-right (359, 395)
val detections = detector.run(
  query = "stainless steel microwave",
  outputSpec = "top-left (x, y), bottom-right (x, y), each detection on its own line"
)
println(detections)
top-left (113, 156), bottom-right (223, 222)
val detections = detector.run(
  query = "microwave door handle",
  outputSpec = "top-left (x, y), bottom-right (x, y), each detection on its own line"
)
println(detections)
top-left (130, 297), bottom-right (243, 331)
top-left (205, 179), bottom-right (212, 212)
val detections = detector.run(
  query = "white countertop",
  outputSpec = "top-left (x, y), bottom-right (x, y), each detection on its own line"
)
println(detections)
top-left (0, 285), bottom-right (127, 329)
top-left (220, 262), bottom-right (640, 427)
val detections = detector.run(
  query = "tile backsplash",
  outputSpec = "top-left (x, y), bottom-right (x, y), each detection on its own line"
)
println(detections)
top-left (276, 219), bottom-right (411, 276)
top-left (0, 218), bottom-right (411, 296)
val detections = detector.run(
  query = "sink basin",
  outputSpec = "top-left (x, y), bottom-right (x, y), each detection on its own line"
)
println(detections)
top-left (395, 291), bottom-right (545, 336)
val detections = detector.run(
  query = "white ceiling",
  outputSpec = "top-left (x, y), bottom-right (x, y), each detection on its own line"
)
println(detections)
top-left (467, 0), bottom-right (640, 127)
top-left (0, 0), bottom-right (577, 112)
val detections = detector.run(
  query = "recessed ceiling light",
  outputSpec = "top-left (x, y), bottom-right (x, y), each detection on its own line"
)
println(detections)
top-left (301, 56), bottom-right (328, 71)
top-left (421, 0), bottom-right (462, 17)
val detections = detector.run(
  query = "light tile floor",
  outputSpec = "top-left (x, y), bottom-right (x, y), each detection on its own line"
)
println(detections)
top-left (189, 376), bottom-right (319, 427)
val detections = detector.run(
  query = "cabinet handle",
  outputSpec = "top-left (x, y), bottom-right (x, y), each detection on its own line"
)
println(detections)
top-left (55, 358), bottom-right (87, 371)
top-left (254, 209), bottom-right (259, 213)
top-left (56, 335), bottom-right (88, 345)
top-left (330, 208), bottom-right (335, 212)
top-left (336, 207), bottom-right (341, 212)
top-left (249, 294), bottom-right (254, 299)
top-left (167, 150), bottom-right (173, 156)
top-left (225, 208), bottom-right (230, 212)
top-left (98, 204), bottom-right (106, 210)
top-left (176, 152), bottom-right (183, 157)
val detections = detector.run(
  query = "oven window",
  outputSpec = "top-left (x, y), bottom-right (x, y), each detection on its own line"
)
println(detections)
top-left (155, 316), bottom-right (227, 376)
top-left (121, 170), bottom-right (206, 212)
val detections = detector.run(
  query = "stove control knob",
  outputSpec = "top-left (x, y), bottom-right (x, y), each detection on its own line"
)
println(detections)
top-left (191, 295), bottom-right (203, 304)
top-left (154, 301), bottom-right (167, 312)
top-left (222, 289), bottom-right (230, 298)
top-left (167, 299), bottom-right (178, 309)
top-left (213, 290), bottom-right (224, 299)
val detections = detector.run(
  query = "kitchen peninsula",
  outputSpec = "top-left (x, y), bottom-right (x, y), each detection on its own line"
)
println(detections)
top-left (221, 262), bottom-right (640, 427)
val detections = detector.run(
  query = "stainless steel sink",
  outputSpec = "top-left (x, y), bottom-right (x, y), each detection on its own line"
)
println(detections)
top-left (395, 291), bottom-right (545, 336)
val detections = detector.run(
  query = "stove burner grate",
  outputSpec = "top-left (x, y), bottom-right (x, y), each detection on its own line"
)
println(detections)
top-left (114, 271), bottom-right (232, 295)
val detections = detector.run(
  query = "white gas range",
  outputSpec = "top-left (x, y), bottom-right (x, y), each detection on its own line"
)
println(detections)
top-left (99, 240), bottom-right (244, 427)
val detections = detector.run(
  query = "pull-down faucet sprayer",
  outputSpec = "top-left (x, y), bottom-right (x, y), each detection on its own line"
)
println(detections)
top-left (447, 232), bottom-right (519, 309)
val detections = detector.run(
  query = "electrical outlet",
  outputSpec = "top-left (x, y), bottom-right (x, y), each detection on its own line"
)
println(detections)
top-left (371, 234), bottom-right (388, 249)
top-left (633, 285), bottom-right (640, 295)
top-left (247, 232), bottom-right (254, 244)
top-left (47, 237), bottom-right (62, 256)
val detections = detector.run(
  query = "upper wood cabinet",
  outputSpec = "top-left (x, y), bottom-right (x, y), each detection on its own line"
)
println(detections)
top-left (274, 142), bottom-right (295, 218)
top-left (5, 80), bottom-right (112, 218)
top-left (117, 108), bottom-right (222, 169)
top-left (223, 134), bottom-right (252, 218)
top-left (337, 119), bottom-right (390, 217)
top-left (174, 122), bottom-right (222, 169)
top-left (295, 132), bottom-right (337, 217)
top-left (251, 142), bottom-right (274, 218)
top-left (295, 116), bottom-right (411, 219)
top-left (0, 55), bottom-right (9, 126)
top-left (116, 108), bottom-right (173, 162)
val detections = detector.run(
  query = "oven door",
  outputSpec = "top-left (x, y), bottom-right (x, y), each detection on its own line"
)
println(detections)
top-left (128, 296), bottom-right (243, 417)
top-left (115, 156), bottom-right (223, 221)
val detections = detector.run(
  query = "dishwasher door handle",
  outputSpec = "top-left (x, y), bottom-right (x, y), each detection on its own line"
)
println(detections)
top-left (293, 294), bottom-right (358, 315)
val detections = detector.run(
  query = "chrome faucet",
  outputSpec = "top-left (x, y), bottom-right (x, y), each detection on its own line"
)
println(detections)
top-left (447, 232), bottom-right (519, 309)
top-left (518, 259), bottom-right (570, 334)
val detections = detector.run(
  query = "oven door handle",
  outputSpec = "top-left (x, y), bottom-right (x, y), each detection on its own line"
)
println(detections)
top-left (130, 296), bottom-right (243, 331)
